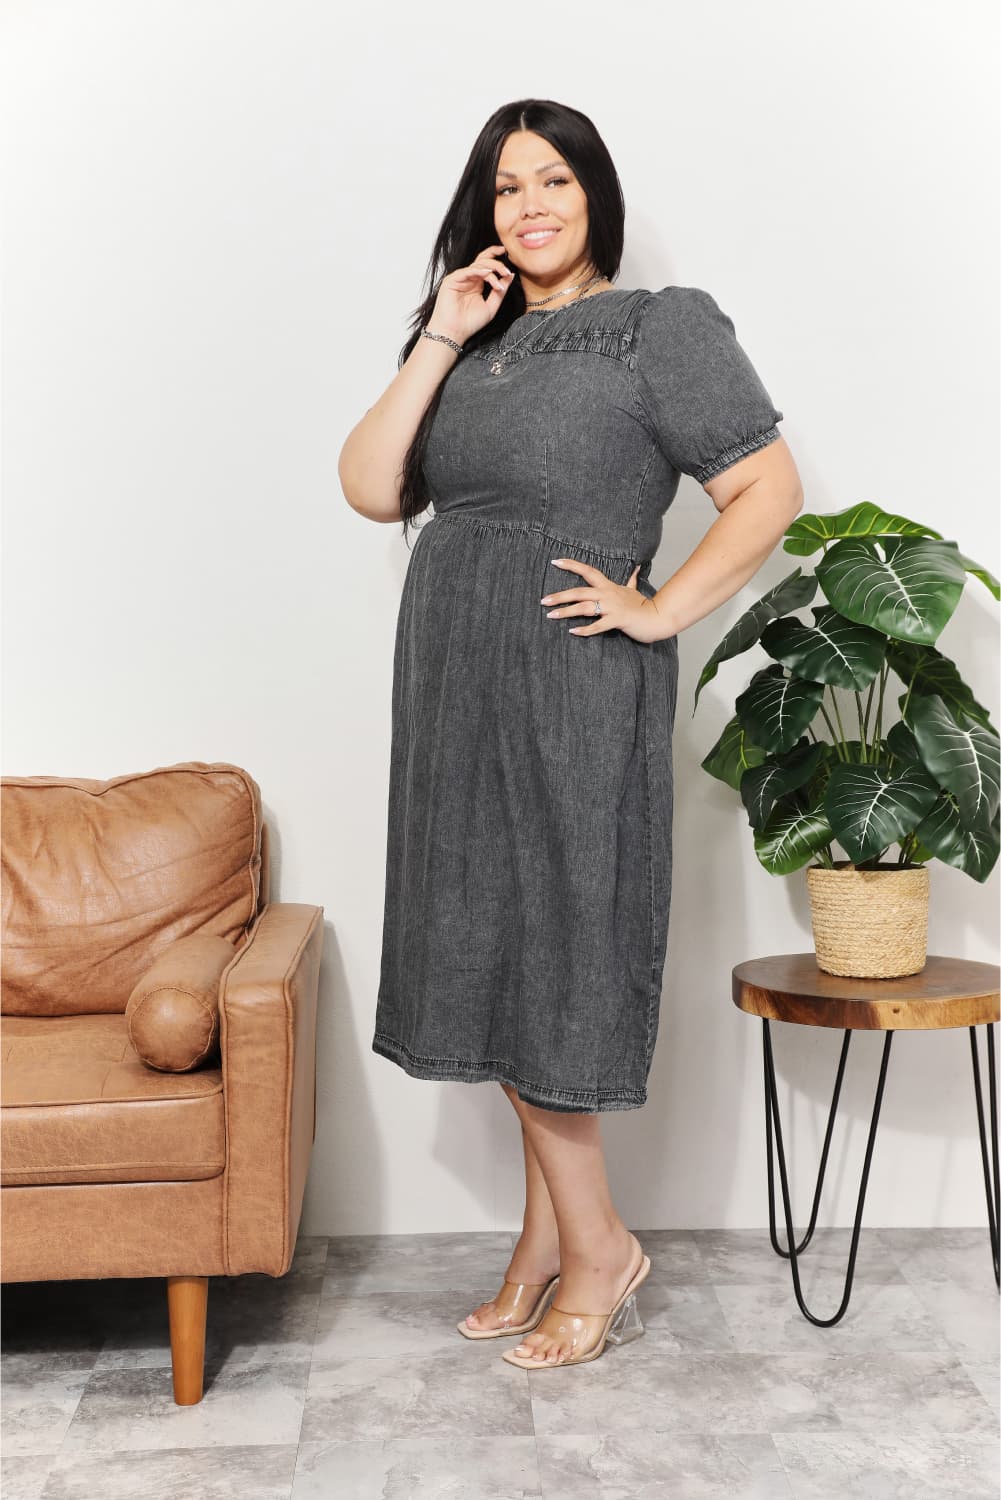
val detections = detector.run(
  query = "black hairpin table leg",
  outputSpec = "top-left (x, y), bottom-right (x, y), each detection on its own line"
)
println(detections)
top-left (762, 1017), bottom-right (1001, 1321)
top-left (735, 955), bottom-right (1001, 1319)
top-left (762, 1018), bottom-right (894, 1327)
top-left (969, 1023), bottom-right (999, 1289)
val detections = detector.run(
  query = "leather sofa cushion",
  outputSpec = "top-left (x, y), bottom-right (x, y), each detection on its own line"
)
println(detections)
top-left (126, 932), bottom-right (235, 1072)
top-left (1, 1014), bottom-right (225, 1186)
top-left (1, 761), bottom-right (263, 1017)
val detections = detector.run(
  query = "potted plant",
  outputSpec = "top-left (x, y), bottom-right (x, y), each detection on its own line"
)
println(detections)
top-left (696, 502), bottom-right (1000, 978)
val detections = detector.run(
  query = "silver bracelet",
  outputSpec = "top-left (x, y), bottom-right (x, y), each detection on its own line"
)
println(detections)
top-left (421, 328), bottom-right (464, 357)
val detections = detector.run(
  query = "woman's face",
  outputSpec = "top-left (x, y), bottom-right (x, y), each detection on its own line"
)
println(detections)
top-left (493, 129), bottom-right (592, 284)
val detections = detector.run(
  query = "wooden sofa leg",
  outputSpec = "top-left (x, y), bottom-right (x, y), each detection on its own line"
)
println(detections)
top-left (166, 1275), bottom-right (208, 1404)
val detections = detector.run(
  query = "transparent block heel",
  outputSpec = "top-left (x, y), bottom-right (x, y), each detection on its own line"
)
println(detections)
top-left (500, 1250), bottom-right (651, 1369)
top-left (605, 1290), bottom-right (644, 1346)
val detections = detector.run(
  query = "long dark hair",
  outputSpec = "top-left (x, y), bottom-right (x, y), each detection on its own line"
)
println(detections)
top-left (397, 98), bottom-right (626, 547)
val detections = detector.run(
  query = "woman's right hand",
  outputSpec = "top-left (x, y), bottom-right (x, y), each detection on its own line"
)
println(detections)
top-left (426, 246), bottom-right (516, 345)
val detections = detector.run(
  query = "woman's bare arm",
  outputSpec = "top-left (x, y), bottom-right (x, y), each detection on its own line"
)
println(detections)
top-left (654, 438), bottom-right (804, 636)
top-left (338, 247), bottom-right (516, 523)
top-left (337, 335), bottom-right (460, 523)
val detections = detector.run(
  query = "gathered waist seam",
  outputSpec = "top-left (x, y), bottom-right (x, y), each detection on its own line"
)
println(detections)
top-left (425, 510), bottom-right (651, 567)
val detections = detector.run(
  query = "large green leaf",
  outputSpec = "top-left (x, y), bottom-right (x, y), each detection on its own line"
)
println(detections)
top-left (885, 720), bottom-right (923, 767)
top-left (783, 501), bottom-right (943, 556)
top-left (692, 568), bottom-right (818, 712)
top-left (740, 740), bottom-right (827, 830)
top-left (824, 762), bottom-right (941, 862)
top-left (784, 503), bottom-right (998, 598)
top-left (886, 640), bottom-right (997, 731)
top-left (735, 664), bottom-right (827, 754)
top-left (760, 604), bottom-right (886, 689)
top-left (904, 692), bottom-right (1001, 830)
top-left (947, 542), bottom-right (1000, 600)
top-left (913, 799), bottom-right (1000, 882)
top-left (815, 535), bottom-right (967, 645)
top-left (753, 798), bottom-right (835, 875)
top-left (700, 716), bottom-right (768, 791)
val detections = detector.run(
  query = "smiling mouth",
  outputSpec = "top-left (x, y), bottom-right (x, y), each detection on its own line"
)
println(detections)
top-left (518, 228), bottom-right (561, 246)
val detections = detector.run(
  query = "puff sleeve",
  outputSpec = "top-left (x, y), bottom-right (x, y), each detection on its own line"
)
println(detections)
top-left (631, 285), bottom-right (784, 484)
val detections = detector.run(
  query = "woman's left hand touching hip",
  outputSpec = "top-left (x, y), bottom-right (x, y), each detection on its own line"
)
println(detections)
top-left (540, 558), bottom-right (673, 644)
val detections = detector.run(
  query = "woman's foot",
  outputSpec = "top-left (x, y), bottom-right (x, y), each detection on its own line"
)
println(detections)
top-left (510, 1222), bottom-right (643, 1363)
top-left (462, 1229), bottom-right (561, 1332)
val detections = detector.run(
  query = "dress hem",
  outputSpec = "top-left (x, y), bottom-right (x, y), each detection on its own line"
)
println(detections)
top-left (371, 1031), bottom-right (648, 1114)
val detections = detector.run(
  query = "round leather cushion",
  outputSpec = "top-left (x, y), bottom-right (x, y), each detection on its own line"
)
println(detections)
top-left (126, 932), bottom-right (235, 1072)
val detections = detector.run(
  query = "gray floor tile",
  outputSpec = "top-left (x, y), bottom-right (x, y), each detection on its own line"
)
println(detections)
top-left (292, 1436), bottom-right (541, 1497)
top-left (300, 1348), bottom-right (535, 1441)
top-left (962, 1360), bottom-right (1000, 1416)
top-left (311, 1285), bottom-right (498, 1364)
top-left (905, 1278), bottom-right (1001, 1360)
top-left (527, 1338), bottom-right (771, 1436)
top-left (0, 1370), bottom-right (91, 1457)
top-left (535, 1431), bottom-right (794, 1497)
top-left (713, 1279), bottom-right (946, 1354)
top-left (773, 1430), bottom-right (1000, 1498)
top-left (632, 1282), bottom-right (739, 1353)
top-left (39, 1444), bottom-right (299, 1498)
top-left (871, 1227), bottom-right (996, 1293)
top-left (745, 1350), bottom-right (997, 1434)
top-left (0, 1453), bottom-right (58, 1500)
top-left (58, 1359), bottom-right (309, 1453)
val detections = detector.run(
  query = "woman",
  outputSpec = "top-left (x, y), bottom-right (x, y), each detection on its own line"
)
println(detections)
top-left (339, 98), bottom-right (803, 1369)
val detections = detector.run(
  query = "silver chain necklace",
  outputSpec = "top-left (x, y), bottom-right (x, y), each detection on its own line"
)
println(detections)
top-left (523, 272), bottom-right (607, 307)
top-left (487, 274), bottom-right (608, 376)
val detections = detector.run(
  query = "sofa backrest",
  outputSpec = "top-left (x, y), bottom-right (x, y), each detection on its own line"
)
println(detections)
top-left (1, 761), bottom-right (264, 1016)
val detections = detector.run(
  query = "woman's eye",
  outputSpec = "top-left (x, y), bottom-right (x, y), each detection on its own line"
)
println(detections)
top-left (497, 176), bottom-right (570, 196)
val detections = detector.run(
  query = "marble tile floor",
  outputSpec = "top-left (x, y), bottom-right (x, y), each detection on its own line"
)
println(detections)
top-left (1, 1227), bottom-right (998, 1499)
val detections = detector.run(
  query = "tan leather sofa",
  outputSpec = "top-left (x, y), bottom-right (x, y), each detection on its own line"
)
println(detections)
top-left (1, 761), bottom-right (324, 1404)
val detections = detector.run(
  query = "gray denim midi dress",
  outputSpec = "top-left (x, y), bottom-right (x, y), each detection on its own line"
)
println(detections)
top-left (373, 284), bottom-right (784, 1112)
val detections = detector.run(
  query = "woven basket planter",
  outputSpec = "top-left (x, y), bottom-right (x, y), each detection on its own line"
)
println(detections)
top-left (806, 860), bottom-right (930, 978)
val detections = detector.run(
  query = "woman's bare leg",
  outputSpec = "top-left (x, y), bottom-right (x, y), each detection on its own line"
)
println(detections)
top-left (463, 1083), bottom-right (561, 1330)
top-left (508, 1098), bottom-right (643, 1364)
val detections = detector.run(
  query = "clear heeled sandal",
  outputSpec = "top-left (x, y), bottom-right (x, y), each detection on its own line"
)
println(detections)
top-left (456, 1272), bottom-right (561, 1340)
top-left (500, 1252), bottom-right (650, 1368)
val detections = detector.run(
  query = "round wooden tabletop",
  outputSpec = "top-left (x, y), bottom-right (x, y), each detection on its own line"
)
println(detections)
top-left (732, 953), bottom-right (1000, 1031)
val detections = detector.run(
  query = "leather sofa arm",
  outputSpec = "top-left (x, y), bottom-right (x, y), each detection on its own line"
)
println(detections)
top-left (126, 931), bottom-right (235, 1071)
top-left (219, 902), bottom-right (324, 1276)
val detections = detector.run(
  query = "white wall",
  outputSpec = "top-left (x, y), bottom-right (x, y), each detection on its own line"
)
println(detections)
top-left (3, 0), bottom-right (997, 1236)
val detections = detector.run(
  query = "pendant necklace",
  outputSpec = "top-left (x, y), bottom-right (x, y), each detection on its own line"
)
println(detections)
top-left (488, 273), bottom-right (608, 376)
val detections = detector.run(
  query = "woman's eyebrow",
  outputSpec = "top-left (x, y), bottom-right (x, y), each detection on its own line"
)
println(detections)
top-left (496, 160), bottom-right (568, 179)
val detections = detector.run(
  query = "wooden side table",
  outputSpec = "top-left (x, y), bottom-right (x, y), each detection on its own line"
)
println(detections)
top-left (732, 953), bottom-right (1000, 1327)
